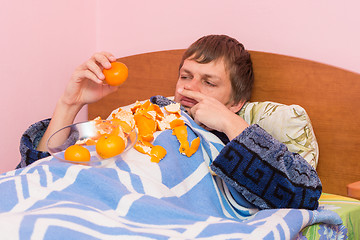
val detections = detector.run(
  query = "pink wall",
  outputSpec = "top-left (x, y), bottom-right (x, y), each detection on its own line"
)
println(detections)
top-left (1, 0), bottom-right (359, 173)
top-left (0, 1), bottom-right (96, 172)
top-left (97, 0), bottom-right (360, 74)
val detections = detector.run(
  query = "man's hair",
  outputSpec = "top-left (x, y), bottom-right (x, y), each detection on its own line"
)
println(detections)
top-left (179, 35), bottom-right (254, 103)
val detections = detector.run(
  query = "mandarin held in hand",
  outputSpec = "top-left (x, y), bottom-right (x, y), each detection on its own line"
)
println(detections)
top-left (103, 62), bottom-right (128, 86)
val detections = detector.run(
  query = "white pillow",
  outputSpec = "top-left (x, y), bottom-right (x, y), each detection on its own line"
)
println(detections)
top-left (238, 101), bottom-right (319, 169)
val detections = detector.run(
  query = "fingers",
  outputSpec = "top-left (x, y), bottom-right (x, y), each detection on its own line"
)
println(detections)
top-left (77, 52), bottom-right (117, 84)
top-left (91, 52), bottom-right (116, 69)
top-left (102, 84), bottom-right (119, 96)
top-left (189, 104), bottom-right (215, 131)
top-left (78, 69), bottom-right (104, 84)
top-left (178, 88), bottom-right (205, 102)
top-left (83, 61), bottom-right (102, 82)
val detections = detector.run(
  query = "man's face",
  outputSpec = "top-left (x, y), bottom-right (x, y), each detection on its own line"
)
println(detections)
top-left (174, 58), bottom-right (234, 112)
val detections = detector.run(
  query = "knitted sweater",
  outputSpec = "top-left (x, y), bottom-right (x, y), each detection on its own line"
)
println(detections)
top-left (17, 96), bottom-right (322, 210)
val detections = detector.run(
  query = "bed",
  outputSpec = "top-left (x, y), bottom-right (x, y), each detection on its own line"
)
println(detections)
top-left (1, 49), bottom-right (360, 239)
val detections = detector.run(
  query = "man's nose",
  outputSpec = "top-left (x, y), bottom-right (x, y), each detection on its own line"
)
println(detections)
top-left (184, 78), bottom-right (200, 91)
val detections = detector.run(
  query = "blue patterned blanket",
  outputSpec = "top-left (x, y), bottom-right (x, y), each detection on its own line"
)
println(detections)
top-left (0, 113), bottom-right (341, 239)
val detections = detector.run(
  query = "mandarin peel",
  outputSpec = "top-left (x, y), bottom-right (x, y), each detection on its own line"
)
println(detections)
top-left (134, 141), bottom-right (153, 155)
top-left (85, 139), bottom-right (97, 146)
top-left (111, 118), bottom-right (133, 134)
top-left (172, 125), bottom-right (189, 155)
top-left (112, 109), bottom-right (135, 129)
top-left (164, 102), bottom-right (181, 114)
top-left (88, 100), bottom-right (199, 163)
top-left (134, 114), bottom-right (157, 141)
top-left (186, 137), bottom-right (200, 157)
top-left (150, 145), bottom-right (167, 163)
top-left (170, 118), bottom-right (185, 129)
top-left (171, 124), bottom-right (200, 157)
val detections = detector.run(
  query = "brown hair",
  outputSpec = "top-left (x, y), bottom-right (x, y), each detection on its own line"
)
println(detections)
top-left (179, 35), bottom-right (254, 103)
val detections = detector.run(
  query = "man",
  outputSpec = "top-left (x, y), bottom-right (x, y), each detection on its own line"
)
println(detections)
top-left (18, 35), bottom-right (321, 210)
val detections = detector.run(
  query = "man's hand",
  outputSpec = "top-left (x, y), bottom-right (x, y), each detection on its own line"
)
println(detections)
top-left (178, 88), bottom-right (249, 140)
top-left (61, 52), bottom-right (119, 108)
top-left (37, 52), bottom-right (119, 151)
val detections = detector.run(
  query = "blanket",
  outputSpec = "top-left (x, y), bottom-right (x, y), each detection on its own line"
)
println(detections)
top-left (0, 112), bottom-right (341, 239)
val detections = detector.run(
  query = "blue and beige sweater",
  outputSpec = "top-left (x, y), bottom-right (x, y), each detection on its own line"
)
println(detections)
top-left (17, 96), bottom-right (322, 210)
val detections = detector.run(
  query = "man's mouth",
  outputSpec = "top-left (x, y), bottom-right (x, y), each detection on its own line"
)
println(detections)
top-left (179, 96), bottom-right (198, 107)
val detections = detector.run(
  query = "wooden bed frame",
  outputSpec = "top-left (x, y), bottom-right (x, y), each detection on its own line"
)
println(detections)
top-left (89, 49), bottom-right (360, 196)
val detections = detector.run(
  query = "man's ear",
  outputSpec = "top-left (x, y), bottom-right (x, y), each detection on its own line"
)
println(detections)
top-left (228, 100), bottom-right (245, 113)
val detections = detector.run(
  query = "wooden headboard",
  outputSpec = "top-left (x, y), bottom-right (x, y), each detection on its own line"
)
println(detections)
top-left (89, 49), bottom-right (360, 196)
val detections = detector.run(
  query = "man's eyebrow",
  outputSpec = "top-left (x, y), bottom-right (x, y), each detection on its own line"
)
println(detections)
top-left (203, 73), bottom-right (221, 80)
top-left (180, 68), bottom-right (192, 74)
top-left (181, 68), bottom-right (221, 80)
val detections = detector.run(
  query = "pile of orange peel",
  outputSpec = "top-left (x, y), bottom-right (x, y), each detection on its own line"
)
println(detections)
top-left (80, 100), bottom-right (200, 163)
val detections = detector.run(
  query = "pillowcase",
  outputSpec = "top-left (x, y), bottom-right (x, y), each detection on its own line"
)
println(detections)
top-left (237, 101), bottom-right (318, 169)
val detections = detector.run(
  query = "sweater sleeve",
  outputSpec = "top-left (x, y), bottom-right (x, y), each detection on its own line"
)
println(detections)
top-left (16, 119), bottom-right (51, 169)
top-left (210, 124), bottom-right (322, 210)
